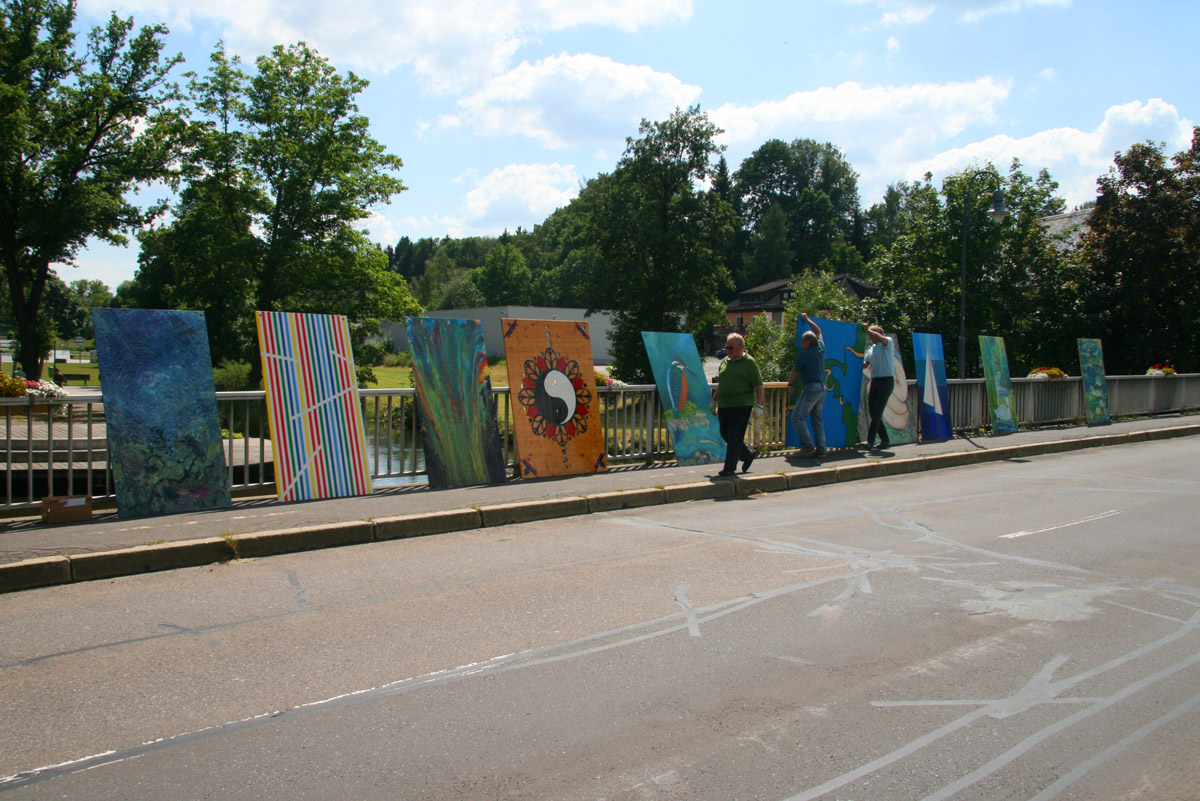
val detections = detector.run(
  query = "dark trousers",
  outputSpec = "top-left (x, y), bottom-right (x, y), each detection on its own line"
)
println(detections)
top-left (866, 376), bottom-right (894, 446)
top-left (718, 405), bottom-right (754, 472)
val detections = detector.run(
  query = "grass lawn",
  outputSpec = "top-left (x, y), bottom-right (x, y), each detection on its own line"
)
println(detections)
top-left (365, 362), bottom-right (513, 390)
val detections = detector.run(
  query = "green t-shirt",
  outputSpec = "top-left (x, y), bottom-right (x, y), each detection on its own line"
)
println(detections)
top-left (717, 354), bottom-right (764, 408)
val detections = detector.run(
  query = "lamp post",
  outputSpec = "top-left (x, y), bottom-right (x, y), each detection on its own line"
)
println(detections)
top-left (958, 169), bottom-right (1007, 379)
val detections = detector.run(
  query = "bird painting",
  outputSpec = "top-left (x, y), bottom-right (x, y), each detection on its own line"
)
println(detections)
top-left (665, 359), bottom-right (697, 413)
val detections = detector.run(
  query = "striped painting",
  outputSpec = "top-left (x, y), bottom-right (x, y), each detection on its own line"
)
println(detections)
top-left (405, 317), bottom-right (507, 488)
top-left (256, 311), bottom-right (372, 501)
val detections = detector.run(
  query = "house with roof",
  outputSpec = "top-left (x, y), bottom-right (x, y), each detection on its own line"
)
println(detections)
top-left (1039, 207), bottom-right (1094, 254)
top-left (722, 273), bottom-right (877, 329)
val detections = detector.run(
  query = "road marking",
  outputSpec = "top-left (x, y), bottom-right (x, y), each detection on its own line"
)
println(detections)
top-left (1000, 510), bottom-right (1120, 539)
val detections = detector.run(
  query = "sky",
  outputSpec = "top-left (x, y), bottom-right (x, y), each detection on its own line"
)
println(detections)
top-left (67, 0), bottom-right (1197, 290)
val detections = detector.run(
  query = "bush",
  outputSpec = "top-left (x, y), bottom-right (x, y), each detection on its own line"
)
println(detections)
top-left (213, 360), bottom-right (253, 391)
top-left (380, 350), bottom-right (413, 368)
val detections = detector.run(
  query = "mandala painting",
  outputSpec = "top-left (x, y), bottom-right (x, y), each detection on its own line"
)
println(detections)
top-left (502, 318), bottom-right (606, 478)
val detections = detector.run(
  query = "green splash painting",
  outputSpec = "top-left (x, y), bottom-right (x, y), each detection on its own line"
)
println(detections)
top-left (405, 317), bottom-right (507, 488)
top-left (93, 308), bottom-right (230, 517)
top-left (979, 335), bottom-right (1017, 434)
top-left (1077, 338), bottom-right (1110, 426)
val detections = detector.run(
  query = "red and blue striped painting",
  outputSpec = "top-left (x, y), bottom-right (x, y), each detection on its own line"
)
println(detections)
top-left (256, 311), bottom-right (372, 501)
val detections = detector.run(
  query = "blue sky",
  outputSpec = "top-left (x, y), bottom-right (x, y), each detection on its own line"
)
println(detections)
top-left (69, 0), bottom-right (1197, 289)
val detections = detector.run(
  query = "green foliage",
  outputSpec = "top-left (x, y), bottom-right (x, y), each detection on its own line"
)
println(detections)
top-left (1079, 128), bottom-right (1200, 373)
top-left (475, 244), bottom-right (532, 306)
top-left (1, 0), bottom-right (185, 378)
top-left (125, 42), bottom-right (420, 373)
top-left (739, 203), bottom-right (793, 288)
top-left (212, 359), bottom-right (252, 391)
top-left (733, 138), bottom-right (861, 281)
top-left (863, 161), bottom-right (1076, 377)
top-left (589, 107), bottom-right (737, 382)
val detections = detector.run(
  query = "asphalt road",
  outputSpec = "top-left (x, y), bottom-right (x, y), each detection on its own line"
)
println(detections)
top-left (1, 437), bottom-right (1198, 800)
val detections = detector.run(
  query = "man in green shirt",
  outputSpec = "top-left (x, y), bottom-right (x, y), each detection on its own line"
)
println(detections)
top-left (712, 333), bottom-right (765, 476)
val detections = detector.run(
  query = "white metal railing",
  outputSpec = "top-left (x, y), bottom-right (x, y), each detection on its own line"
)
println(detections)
top-left (2, 374), bottom-right (1197, 511)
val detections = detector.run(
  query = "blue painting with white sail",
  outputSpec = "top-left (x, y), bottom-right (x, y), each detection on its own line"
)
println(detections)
top-left (641, 331), bottom-right (725, 465)
top-left (913, 332), bottom-right (953, 441)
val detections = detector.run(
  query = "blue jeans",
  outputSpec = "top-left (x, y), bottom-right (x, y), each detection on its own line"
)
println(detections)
top-left (791, 383), bottom-right (826, 450)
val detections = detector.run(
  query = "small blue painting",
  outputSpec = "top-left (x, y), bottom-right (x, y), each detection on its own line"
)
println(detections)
top-left (913, 332), bottom-right (953, 441)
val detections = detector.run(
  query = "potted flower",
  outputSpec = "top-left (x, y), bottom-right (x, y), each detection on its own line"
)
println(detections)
top-left (23, 378), bottom-right (68, 416)
top-left (1027, 366), bottom-right (1068, 380)
top-left (1145, 363), bottom-right (1177, 376)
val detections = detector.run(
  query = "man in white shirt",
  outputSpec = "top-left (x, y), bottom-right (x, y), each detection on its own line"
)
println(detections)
top-left (862, 325), bottom-right (896, 450)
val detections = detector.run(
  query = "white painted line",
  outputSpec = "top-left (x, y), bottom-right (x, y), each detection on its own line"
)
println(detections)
top-left (1000, 510), bottom-right (1120, 539)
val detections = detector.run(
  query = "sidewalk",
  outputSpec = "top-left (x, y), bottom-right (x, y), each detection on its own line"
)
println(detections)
top-left (2, 414), bottom-right (1197, 593)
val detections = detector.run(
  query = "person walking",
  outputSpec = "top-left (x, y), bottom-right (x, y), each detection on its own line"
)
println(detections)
top-left (786, 313), bottom-right (826, 458)
top-left (711, 333), bottom-right (765, 477)
top-left (863, 324), bottom-right (897, 450)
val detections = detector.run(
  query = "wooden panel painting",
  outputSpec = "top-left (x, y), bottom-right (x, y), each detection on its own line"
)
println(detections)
top-left (502, 318), bottom-right (606, 478)
top-left (979, 335), bottom-right (1018, 434)
top-left (256, 311), bottom-right (371, 501)
top-left (1077, 337), bottom-right (1111, 426)
top-left (785, 316), bottom-right (865, 449)
top-left (912, 333), bottom-right (953, 441)
top-left (93, 308), bottom-right (230, 517)
top-left (641, 331), bottom-right (725, 466)
top-left (858, 331), bottom-right (916, 446)
top-left (405, 317), bottom-right (507, 488)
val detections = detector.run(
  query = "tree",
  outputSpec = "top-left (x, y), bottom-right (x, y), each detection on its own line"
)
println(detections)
top-left (743, 273), bottom-right (861, 382)
top-left (587, 106), bottom-right (737, 382)
top-left (1, 0), bottom-right (185, 378)
top-left (475, 243), bottom-right (531, 306)
top-left (863, 161), bottom-right (1075, 376)
top-left (733, 138), bottom-right (861, 280)
top-left (1079, 129), bottom-right (1200, 373)
top-left (739, 203), bottom-right (792, 288)
top-left (131, 43), bottom-right (419, 374)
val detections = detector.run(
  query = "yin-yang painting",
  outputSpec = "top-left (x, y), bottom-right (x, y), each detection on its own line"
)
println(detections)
top-left (501, 318), bottom-right (607, 479)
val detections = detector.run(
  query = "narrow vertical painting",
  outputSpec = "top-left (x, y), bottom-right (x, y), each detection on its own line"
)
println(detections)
top-left (256, 311), bottom-right (372, 501)
top-left (786, 316), bottom-right (865, 449)
top-left (641, 331), bottom-right (725, 466)
top-left (1077, 337), bottom-right (1111, 426)
top-left (858, 332), bottom-right (916, 445)
top-left (93, 308), bottom-right (230, 517)
top-left (979, 335), bottom-right (1018, 434)
top-left (502, 318), bottom-right (606, 478)
top-left (405, 317), bottom-right (507, 488)
top-left (913, 333), bottom-right (953, 441)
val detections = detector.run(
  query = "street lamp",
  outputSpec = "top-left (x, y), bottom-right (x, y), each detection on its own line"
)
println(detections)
top-left (958, 169), bottom-right (1007, 379)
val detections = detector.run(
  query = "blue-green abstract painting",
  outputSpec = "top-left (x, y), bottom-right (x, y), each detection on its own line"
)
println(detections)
top-left (913, 333), bottom-right (953, 441)
top-left (1077, 338), bottom-right (1110, 426)
top-left (979, 335), bottom-right (1017, 434)
top-left (641, 331), bottom-right (725, 465)
top-left (785, 316), bottom-right (865, 448)
top-left (406, 317), bottom-right (507, 488)
top-left (93, 308), bottom-right (230, 517)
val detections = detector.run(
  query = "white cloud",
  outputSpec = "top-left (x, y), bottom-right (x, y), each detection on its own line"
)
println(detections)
top-left (902, 99), bottom-right (1194, 206)
top-left (461, 163), bottom-right (581, 231)
top-left (452, 54), bottom-right (701, 148)
top-left (81, 0), bottom-right (693, 92)
top-left (886, 36), bottom-right (901, 53)
top-left (843, 0), bottom-right (1069, 25)
top-left (710, 77), bottom-right (1011, 163)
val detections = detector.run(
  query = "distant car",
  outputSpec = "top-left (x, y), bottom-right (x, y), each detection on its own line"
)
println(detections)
top-left (715, 348), bottom-right (727, 359)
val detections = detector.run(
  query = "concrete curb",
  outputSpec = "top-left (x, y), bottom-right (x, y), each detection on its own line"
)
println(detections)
top-left (71, 538), bottom-right (230, 582)
top-left (232, 521), bottom-right (373, 559)
top-left (3, 423), bottom-right (1197, 594)
top-left (375, 509), bottom-right (482, 541)
top-left (0, 555), bottom-right (71, 592)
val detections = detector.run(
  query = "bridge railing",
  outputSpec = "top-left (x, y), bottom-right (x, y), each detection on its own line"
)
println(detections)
top-left (2, 373), bottom-right (1197, 511)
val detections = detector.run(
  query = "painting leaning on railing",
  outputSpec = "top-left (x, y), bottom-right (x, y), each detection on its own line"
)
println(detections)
top-left (2, 320), bottom-right (1199, 513)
